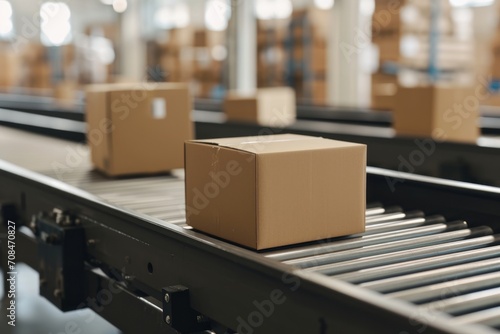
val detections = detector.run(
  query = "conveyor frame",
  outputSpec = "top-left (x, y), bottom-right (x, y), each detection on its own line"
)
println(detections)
top-left (0, 159), bottom-right (499, 333)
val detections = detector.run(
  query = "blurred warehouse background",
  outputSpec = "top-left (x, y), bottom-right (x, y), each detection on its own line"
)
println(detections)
top-left (0, 0), bottom-right (499, 109)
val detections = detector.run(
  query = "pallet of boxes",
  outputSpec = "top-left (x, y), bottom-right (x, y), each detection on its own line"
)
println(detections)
top-left (191, 29), bottom-right (225, 99)
top-left (388, 0), bottom-right (479, 143)
top-left (285, 8), bottom-right (328, 105)
top-left (483, 16), bottom-right (500, 107)
top-left (223, 87), bottom-right (296, 128)
top-left (22, 43), bottom-right (52, 92)
top-left (257, 19), bottom-right (288, 88)
top-left (371, 0), bottom-right (475, 111)
top-left (156, 28), bottom-right (193, 84)
top-left (0, 44), bottom-right (21, 89)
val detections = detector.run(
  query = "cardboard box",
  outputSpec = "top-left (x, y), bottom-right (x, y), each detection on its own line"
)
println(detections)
top-left (54, 81), bottom-right (78, 102)
top-left (481, 94), bottom-right (500, 107)
top-left (85, 83), bottom-right (193, 176)
top-left (492, 56), bottom-right (500, 78)
top-left (394, 85), bottom-right (479, 143)
top-left (0, 50), bottom-right (20, 87)
top-left (372, 4), bottom-right (402, 33)
top-left (311, 46), bottom-right (327, 72)
top-left (29, 63), bottom-right (52, 89)
top-left (372, 84), bottom-right (396, 110)
top-left (185, 134), bottom-right (366, 250)
top-left (306, 80), bottom-right (327, 104)
top-left (372, 33), bottom-right (401, 62)
top-left (371, 72), bottom-right (398, 110)
top-left (224, 87), bottom-right (296, 127)
top-left (22, 43), bottom-right (47, 64)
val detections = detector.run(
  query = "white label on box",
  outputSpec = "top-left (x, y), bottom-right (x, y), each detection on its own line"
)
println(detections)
top-left (151, 98), bottom-right (167, 119)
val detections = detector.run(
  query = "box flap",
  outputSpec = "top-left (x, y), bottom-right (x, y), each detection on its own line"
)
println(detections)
top-left (189, 134), bottom-right (363, 154)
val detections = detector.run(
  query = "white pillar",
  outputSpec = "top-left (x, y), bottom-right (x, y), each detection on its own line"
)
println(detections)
top-left (227, 0), bottom-right (256, 92)
top-left (120, 0), bottom-right (145, 81)
top-left (328, 0), bottom-right (372, 108)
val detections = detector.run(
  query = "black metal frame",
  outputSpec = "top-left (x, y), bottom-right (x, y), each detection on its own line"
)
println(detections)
top-left (1, 159), bottom-right (499, 333)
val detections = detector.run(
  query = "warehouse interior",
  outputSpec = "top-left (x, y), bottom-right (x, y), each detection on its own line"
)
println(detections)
top-left (1, 0), bottom-right (500, 333)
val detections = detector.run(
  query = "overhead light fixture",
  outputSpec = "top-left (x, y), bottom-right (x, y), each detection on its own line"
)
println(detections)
top-left (449, 0), bottom-right (493, 7)
top-left (314, 0), bottom-right (334, 10)
top-left (112, 0), bottom-right (127, 13)
top-left (360, 0), bottom-right (375, 16)
top-left (205, 0), bottom-right (231, 31)
top-left (40, 2), bottom-right (72, 46)
top-left (255, 0), bottom-right (292, 20)
top-left (155, 3), bottom-right (190, 29)
top-left (0, 0), bottom-right (13, 18)
top-left (0, 0), bottom-right (13, 37)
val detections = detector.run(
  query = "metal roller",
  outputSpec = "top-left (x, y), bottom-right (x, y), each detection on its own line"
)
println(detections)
top-left (265, 219), bottom-right (462, 261)
top-left (334, 244), bottom-right (500, 284)
top-left (454, 306), bottom-right (500, 328)
top-left (365, 212), bottom-right (405, 224)
top-left (387, 272), bottom-right (500, 304)
top-left (90, 181), bottom-right (183, 192)
top-left (365, 207), bottom-right (386, 217)
top-left (366, 210), bottom-right (424, 225)
top-left (82, 176), bottom-right (182, 191)
top-left (309, 235), bottom-right (500, 276)
top-left (113, 198), bottom-right (185, 210)
top-left (106, 195), bottom-right (181, 205)
top-left (136, 203), bottom-right (186, 215)
top-left (420, 287), bottom-right (500, 315)
top-left (361, 257), bottom-right (500, 293)
top-left (363, 215), bottom-right (442, 234)
top-left (284, 225), bottom-right (489, 268)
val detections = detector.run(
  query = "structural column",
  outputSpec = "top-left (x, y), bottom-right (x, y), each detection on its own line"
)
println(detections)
top-left (227, 0), bottom-right (256, 92)
top-left (328, 0), bottom-right (372, 107)
top-left (120, 0), bottom-right (146, 81)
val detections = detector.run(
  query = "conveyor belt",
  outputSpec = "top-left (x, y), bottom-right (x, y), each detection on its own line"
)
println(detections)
top-left (1, 126), bottom-right (500, 333)
top-left (37, 166), bottom-right (500, 332)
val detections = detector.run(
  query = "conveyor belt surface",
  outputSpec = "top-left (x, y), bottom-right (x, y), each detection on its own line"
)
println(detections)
top-left (34, 166), bottom-right (500, 332)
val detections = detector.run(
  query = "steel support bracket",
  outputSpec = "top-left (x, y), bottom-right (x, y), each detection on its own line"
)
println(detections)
top-left (36, 209), bottom-right (85, 311)
top-left (0, 201), bottom-right (16, 226)
top-left (162, 285), bottom-right (210, 333)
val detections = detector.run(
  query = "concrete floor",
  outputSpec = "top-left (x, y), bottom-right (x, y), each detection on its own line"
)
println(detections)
top-left (0, 264), bottom-right (120, 334)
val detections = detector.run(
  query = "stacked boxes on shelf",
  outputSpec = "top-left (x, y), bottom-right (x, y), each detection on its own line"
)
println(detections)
top-left (285, 8), bottom-right (328, 104)
top-left (23, 43), bottom-right (52, 90)
top-left (191, 29), bottom-right (225, 98)
top-left (491, 29), bottom-right (500, 79)
top-left (83, 23), bottom-right (120, 84)
top-left (0, 44), bottom-right (21, 88)
top-left (153, 28), bottom-right (225, 99)
top-left (1, 41), bottom-right (81, 98)
top-left (484, 10), bottom-right (500, 107)
top-left (402, 1), bottom-right (473, 72)
top-left (257, 20), bottom-right (287, 88)
top-left (158, 28), bottom-right (193, 83)
top-left (371, 0), bottom-right (475, 109)
top-left (371, 0), bottom-right (404, 110)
